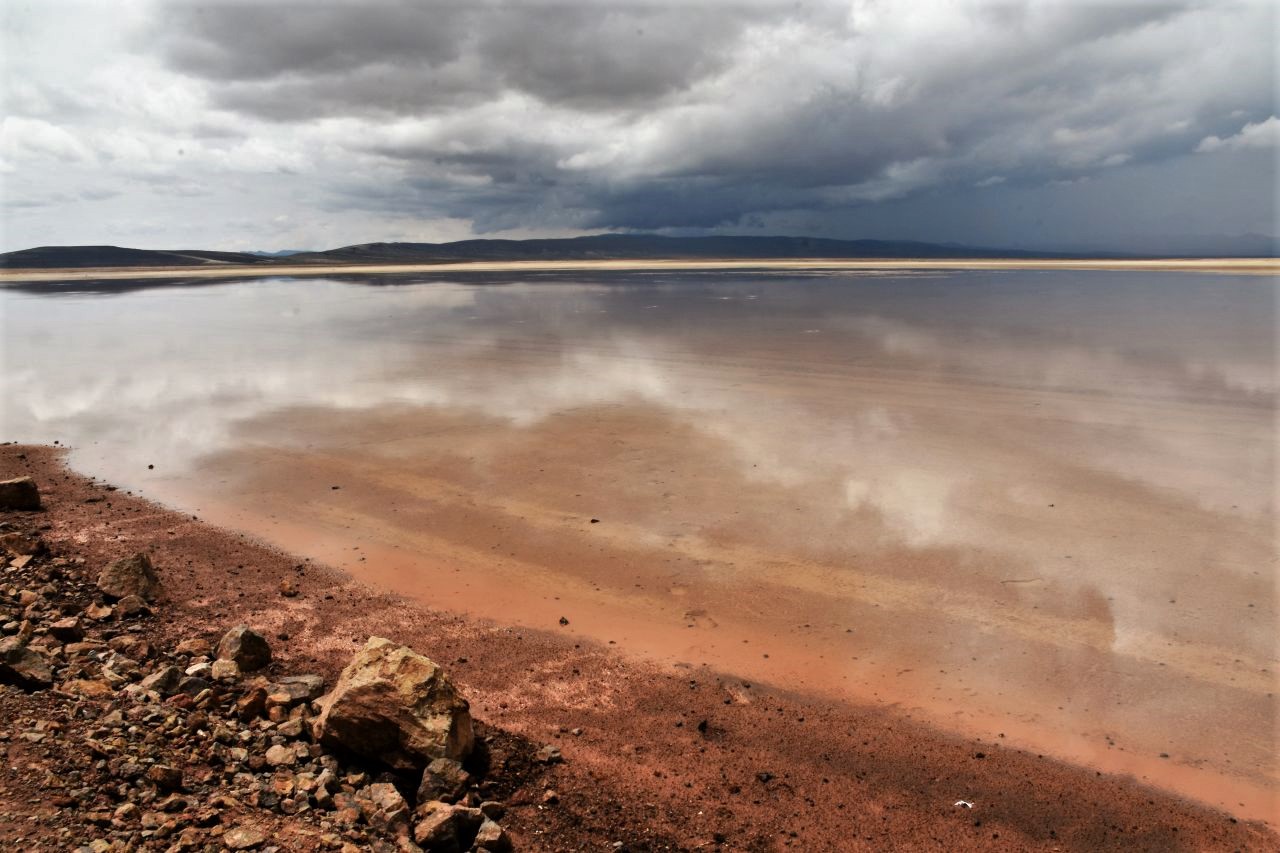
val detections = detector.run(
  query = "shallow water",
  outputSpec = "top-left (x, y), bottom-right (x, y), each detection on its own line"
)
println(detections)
top-left (2, 270), bottom-right (1276, 818)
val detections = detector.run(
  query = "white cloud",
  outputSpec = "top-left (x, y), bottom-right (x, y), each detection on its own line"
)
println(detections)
top-left (0, 116), bottom-right (95, 164)
top-left (1195, 116), bottom-right (1280, 153)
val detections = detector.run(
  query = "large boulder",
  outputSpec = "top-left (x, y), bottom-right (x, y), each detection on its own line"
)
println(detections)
top-left (0, 477), bottom-right (40, 511)
top-left (313, 637), bottom-right (473, 771)
top-left (0, 637), bottom-right (53, 688)
top-left (216, 626), bottom-right (272, 672)
top-left (96, 553), bottom-right (161, 601)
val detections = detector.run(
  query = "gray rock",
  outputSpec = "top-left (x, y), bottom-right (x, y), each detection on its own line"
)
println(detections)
top-left (184, 661), bottom-right (212, 678)
top-left (139, 665), bottom-right (182, 696)
top-left (96, 553), bottom-right (161, 601)
top-left (417, 757), bottom-right (470, 803)
top-left (473, 818), bottom-right (511, 852)
top-left (355, 782), bottom-right (410, 834)
top-left (210, 658), bottom-right (240, 682)
top-left (177, 675), bottom-right (210, 696)
top-left (267, 674), bottom-right (325, 705)
top-left (0, 477), bottom-right (40, 511)
top-left (216, 625), bottom-right (271, 671)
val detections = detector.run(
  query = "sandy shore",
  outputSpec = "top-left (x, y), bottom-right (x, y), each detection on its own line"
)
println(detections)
top-left (3, 443), bottom-right (1275, 851)
top-left (1, 257), bottom-right (1277, 283)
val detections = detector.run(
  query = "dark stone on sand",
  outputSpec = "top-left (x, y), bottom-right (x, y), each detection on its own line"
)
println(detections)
top-left (217, 625), bottom-right (272, 671)
top-left (140, 666), bottom-right (183, 696)
top-left (0, 637), bottom-right (53, 687)
top-left (418, 757), bottom-right (471, 803)
top-left (0, 476), bottom-right (41, 510)
top-left (48, 616), bottom-right (84, 642)
top-left (147, 764), bottom-right (183, 790)
top-left (268, 674), bottom-right (325, 705)
top-left (178, 675), bottom-right (211, 696)
top-left (116, 594), bottom-right (151, 618)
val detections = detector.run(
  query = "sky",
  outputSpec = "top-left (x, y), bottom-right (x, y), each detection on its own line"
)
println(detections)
top-left (1, 0), bottom-right (1276, 254)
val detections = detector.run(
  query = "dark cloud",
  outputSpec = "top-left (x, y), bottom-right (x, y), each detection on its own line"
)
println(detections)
top-left (157, 2), bottom-right (769, 117)
top-left (147, 0), bottom-right (1274, 238)
top-left (2, 1), bottom-right (1274, 252)
top-left (157, 3), bottom-right (466, 81)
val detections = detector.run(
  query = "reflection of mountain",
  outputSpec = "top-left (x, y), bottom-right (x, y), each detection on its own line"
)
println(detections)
top-left (2, 277), bottom-right (251, 297)
top-left (5, 234), bottom-right (1081, 269)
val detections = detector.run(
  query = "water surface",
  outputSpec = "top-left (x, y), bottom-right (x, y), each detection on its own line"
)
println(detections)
top-left (2, 270), bottom-right (1275, 818)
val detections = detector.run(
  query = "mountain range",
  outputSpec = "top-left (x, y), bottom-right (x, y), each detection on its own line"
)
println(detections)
top-left (2, 232), bottom-right (1269, 270)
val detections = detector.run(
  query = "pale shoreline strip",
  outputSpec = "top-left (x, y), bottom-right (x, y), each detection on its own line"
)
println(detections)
top-left (1, 256), bottom-right (1277, 283)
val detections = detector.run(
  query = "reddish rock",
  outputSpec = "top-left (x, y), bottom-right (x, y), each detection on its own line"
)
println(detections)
top-left (313, 637), bottom-right (473, 771)
top-left (47, 616), bottom-right (84, 642)
top-left (96, 552), bottom-right (161, 601)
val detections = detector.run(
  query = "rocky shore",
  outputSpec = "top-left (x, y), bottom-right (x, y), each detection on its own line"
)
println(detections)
top-left (0, 476), bottom-right (531, 852)
top-left (1, 444), bottom-right (1275, 851)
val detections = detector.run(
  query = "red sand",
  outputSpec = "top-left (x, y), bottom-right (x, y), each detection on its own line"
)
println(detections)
top-left (3, 443), bottom-right (1275, 851)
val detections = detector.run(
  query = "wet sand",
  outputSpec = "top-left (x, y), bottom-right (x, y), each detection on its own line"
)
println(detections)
top-left (2, 270), bottom-right (1276, 826)
top-left (5, 442), bottom-right (1277, 850)
top-left (1, 256), bottom-right (1278, 283)
top-left (171, 384), bottom-right (1277, 820)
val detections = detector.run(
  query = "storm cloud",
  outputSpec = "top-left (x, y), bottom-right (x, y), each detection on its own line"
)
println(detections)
top-left (1, 0), bottom-right (1275, 252)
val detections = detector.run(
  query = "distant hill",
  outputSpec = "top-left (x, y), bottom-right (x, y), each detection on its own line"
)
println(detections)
top-left (2, 235), bottom-right (1075, 269)
top-left (0, 245), bottom-right (274, 269)
top-left (8, 232), bottom-right (1277, 270)
top-left (283, 234), bottom-right (1057, 265)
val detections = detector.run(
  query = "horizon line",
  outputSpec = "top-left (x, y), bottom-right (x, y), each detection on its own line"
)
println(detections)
top-left (3, 257), bottom-right (1276, 283)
